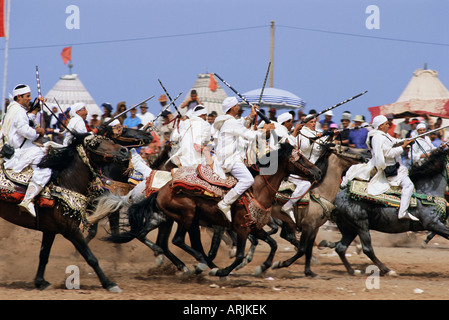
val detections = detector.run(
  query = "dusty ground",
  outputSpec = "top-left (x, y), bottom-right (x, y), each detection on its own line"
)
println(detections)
top-left (0, 218), bottom-right (449, 303)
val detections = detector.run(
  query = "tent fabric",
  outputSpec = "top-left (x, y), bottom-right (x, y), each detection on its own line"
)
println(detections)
top-left (369, 68), bottom-right (449, 120)
top-left (181, 73), bottom-right (228, 115)
top-left (44, 74), bottom-right (102, 121)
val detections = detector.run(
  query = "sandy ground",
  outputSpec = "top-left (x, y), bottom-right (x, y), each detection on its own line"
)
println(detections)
top-left (0, 218), bottom-right (449, 304)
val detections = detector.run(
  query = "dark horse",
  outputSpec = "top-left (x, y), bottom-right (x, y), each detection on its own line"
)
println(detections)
top-left (107, 143), bottom-right (322, 276)
top-left (0, 133), bottom-right (129, 291)
top-left (330, 146), bottom-right (449, 276)
top-left (85, 126), bottom-right (153, 243)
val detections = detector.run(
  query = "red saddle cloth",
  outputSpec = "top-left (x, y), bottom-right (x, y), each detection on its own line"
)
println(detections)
top-left (171, 164), bottom-right (271, 228)
top-left (171, 164), bottom-right (237, 198)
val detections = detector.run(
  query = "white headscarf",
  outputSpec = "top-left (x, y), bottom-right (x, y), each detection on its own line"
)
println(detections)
top-left (222, 97), bottom-right (238, 114)
top-left (372, 115), bottom-right (388, 130)
top-left (12, 84), bottom-right (31, 98)
top-left (416, 123), bottom-right (426, 130)
top-left (70, 102), bottom-right (86, 117)
top-left (277, 112), bottom-right (292, 125)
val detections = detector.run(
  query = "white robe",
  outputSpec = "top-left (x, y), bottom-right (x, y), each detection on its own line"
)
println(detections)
top-left (63, 114), bottom-right (88, 145)
top-left (298, 126), bottom-right (325, 164)
top-left (409, 136), bottom-right (436, 165)
top-left (212, 115), bottom-right (264, 178)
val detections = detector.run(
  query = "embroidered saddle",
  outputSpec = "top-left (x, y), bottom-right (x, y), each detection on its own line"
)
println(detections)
top-left (170, 164), bottom-right (271, 228)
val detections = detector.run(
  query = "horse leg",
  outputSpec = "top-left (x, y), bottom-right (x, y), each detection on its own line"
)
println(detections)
top-left (171, 222), bottom-right (217, 273)
top-left (34, 232), bottom-right (55, 290)
top-left (208, 225), bottom-right (226, 261)
top-left (63, 229), bottom-right (121, 292)
top-left (253, 230), bottom-right (278, 276)
top-left (210, 229), bottom-right (248, 277)
top-left (85, 222), bottom-right (98, 244)
top-left (334, 231), bottom-right (358, 275)
top-left (155, 220), bottom-right (190, 273)
top-left (303, 228), bottom-right (321, 277)
top-left (235, 234), bottom-right (259, 271)
top-left (357, 230), bottom-right (391, 275)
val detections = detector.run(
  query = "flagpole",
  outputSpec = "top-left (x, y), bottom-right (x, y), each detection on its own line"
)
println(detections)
top-left (1, 0), bottom-right (11, 120)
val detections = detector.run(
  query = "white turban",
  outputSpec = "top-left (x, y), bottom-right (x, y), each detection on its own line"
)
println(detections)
top-left (185, 109), bottom-right (193, 118)
top-left (372, 115), bottom-right (388, 130)
top-left (277, 112), bottom-right (292, 124)
top-left (108, 119), bottom-right (121, 127)
top-left (70, 102), bottom-right (86, 117)
top-left (192, 105), bottom-right (207, 118)
top-left (12, 84), bottom-right (31, 97)
top-left (416, 123), bottom-right (426, 130)
top-left (222, 97), bottom-right (238, 114)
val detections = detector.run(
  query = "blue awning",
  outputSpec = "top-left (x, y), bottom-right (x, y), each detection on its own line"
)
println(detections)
top-left (238, 87), bottom-right (306, 109)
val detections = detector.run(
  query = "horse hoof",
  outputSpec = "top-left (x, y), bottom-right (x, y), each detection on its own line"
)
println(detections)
top-left (209, 268), bottom-right (219, 276)
top-left (155, 254), bottom-right (165, 267)
top-left (354, 270), bottom-right (362, 276)
top-left (254, 266), bottom-right (264, 277)
top-left (229, 247), bottom-right (237, 258)
top-left (272, 261), bottom-right (281, 269)
top-left (421, 241), bottom-right (428, 249)
top-left (317, 240), bottom-right (328, 249)
top-left (182, 266), bottom-right (192, 275)
top-left (386, 270), bottom-right (398, 277)
top-left (36, 280), bottom-right (51, 290)
top-left (194, 263), bottom-right (207, 274)
top-left (107, 285), bottom-right (123, 293)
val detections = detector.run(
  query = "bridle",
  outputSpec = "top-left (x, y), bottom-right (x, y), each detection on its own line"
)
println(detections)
top-left (82, 135), bottom-right (129, 163)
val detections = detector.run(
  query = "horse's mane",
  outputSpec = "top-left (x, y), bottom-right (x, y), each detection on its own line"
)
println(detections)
top-left (409, 147), bottom-right (448, 182)
top-left (38, 133), bottom-right (91, 180)
top-left (257, 142), bottom-right (294, 169)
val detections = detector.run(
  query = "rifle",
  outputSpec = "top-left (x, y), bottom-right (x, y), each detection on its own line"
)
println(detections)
top-left (34, 66), bottom-right (46, 144)
top-left (302, 91), bottom-right (368, 123)
top-left (157, 79), bottom-right (182, 118)
top-left (392, 124), bottom-right (449, 147)
top-left (101, 96), bottom-right (155, 129)
top-left (142, 91), bottom-right (182, 131)
top-left (214, 72), bottom-right (272, 124)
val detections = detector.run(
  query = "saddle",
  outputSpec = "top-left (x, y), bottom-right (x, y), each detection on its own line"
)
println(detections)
top-left (170, 164), bottom-right (271, 228)
top-left (0, 162), bottom-right (92, 228)
top-left (347, 179), bottom-right (447, 221)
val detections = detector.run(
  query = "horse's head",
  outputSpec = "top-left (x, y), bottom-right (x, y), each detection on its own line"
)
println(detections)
top-left (287, 147), bottom-right (322, 182)
top-left (329, 145), bottom-right (371, 164)
top-left (101, 125), bottom-right (153, 147)
top-left (82, 134), bottom-right (130, 166)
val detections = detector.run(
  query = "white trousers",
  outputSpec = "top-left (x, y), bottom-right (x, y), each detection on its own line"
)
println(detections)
top-left (229, 162), bottom-right (255, 195)
top-left (283, 175), bottom-right (311, 209)
top-left (398, 174), bottom-right (414, 216)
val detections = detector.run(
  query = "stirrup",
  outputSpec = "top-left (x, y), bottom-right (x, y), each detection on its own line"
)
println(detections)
top-left (18, 200), bottom-right (37, 218)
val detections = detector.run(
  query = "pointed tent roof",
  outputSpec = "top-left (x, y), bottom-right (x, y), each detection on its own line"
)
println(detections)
top-left (369, 68), bottom-right (449, 119)
top-left (44, 74), bottom-right (102, 120)
top-left (181, 73), bottom-right (228, 115)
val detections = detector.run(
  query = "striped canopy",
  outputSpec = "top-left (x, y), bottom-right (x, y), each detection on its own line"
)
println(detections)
top-left (238, 87), bottom-right (306, 110)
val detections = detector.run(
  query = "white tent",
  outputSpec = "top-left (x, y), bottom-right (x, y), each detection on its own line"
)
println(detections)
top-left (180, 73), bottom-right (228, 115)
top-left (369, 68), bottom-right (449, 120)
top-left (44, 74), bottom-right (102, 120)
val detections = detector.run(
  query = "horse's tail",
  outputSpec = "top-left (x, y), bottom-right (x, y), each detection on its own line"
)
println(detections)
top-left (103, 192), bottom-right (157, 244)
top-left (87, 192), bottom-right (130, 225)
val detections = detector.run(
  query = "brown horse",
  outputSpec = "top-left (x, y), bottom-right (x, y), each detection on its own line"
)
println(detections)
top-left (108, 143), bottom-right (322, 276)
top-left (271, 144), bottom-right (370, 276)
top-left (0, 133), bottom-right (129, 292)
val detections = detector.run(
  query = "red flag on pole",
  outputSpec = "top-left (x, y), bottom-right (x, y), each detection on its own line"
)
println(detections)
top-left (208, 73), bottom-right (217, 92)
top-left (0, 0), bottom-right (5, 38)
top-left (61, 47), bottom-right (72, 65)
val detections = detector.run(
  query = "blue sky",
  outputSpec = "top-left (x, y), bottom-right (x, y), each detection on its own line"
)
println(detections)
top-left (1, 0), bottom-right (448, 122)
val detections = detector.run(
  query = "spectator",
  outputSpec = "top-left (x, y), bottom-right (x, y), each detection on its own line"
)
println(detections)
top-left (137, 102), bottom-right (155, 128)
top-left (101, 102), bottom-right (113, 124)
top-left (336, 112), bottom-right (351, 146)
top-left (207, 111), bottom-right (217, 125)
top-left (406, 118), bottom-right (420, 138)
top-left (429, 131), bottom-right (443, 147)
top-left (180, 90), bottom-right (202, 112)
top-left (386, 113), bottom-right (396, 137)
top-left (113, 101), bottom-right (127, 124)
top-left (319, 110), bottom-right (335, 128)
top-left (123, 108), bottom-right (142, 129)
top-left (268, 107), bottom-right (277, 122)
top-left (394, 116), bottom-right (410, 139)
top-left (348, 115), bottom-right (368, 148)
top-left (89, 113), bottom-right (101, 130)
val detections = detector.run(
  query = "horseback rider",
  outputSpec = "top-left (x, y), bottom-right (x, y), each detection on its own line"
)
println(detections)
top-left (214, 97), bottom-right (275, 222)
top-left (268, 112), bottom-right (308, 223)
top-left (63, 102), bottom-right (90, 145)
top-left (2, 84), bottom-right (52, 217)
top-left (409, 122), bottom-right (436, 165)
top-left (169, 105), bottom-right (212, 167)
top-left (341, 115), bottom-right (418, 221)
